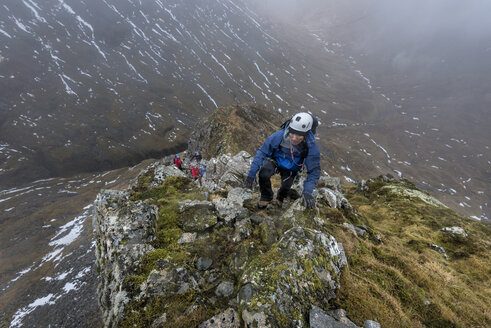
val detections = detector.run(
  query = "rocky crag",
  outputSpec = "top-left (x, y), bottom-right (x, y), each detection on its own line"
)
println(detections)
top-left (94, 104), bottom-right (491, 328)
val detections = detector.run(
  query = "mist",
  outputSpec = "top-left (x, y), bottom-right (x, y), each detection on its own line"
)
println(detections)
top-left (252, 0), bottom-right (491, 108)
top-left (251, 0), bottom-right (491, 49)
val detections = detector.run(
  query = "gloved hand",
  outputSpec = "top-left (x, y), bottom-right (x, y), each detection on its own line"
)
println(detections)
top-left (244, 176), bottom-right (255, 189)
top-left (302, 193), bottom-right (316, 209)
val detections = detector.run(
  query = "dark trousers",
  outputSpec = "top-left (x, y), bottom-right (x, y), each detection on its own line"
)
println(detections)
top-left (258, 158), bottom-right (297, 201)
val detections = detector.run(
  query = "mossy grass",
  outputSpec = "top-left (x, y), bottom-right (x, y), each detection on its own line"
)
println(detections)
top-left (133, 167), bottom-right (155, 191)
top-left (119, 289), bottom-right (230, 328)
top-left (130, 175), bottom-right (201, 203)
top-left (333, 177), bottom-right (491, 327)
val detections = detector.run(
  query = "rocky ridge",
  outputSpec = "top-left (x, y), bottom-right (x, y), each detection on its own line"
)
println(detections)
top-left (94, 149), bottom-right (370, 327)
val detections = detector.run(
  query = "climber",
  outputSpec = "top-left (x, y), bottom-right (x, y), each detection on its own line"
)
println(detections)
top-left (190, 165), bottom-right (200, 180)
top-left (244, 112), bottom-right (320, 209)
top-left (174, 154), bottom-right (183, 170)
top-left (200, 165), bottom-right (207, 177)
top-left (190, 151), bottom-right (202, 163)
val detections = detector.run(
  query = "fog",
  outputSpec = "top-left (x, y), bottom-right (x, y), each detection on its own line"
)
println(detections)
top-left (251, 0), bottom-right (491, 50)
top-left (252, 0), bottom-right (491, 106)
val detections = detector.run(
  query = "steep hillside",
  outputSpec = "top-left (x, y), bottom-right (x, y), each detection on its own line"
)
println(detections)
top-left (0, 158), bottom-right (158, 328)
top-left (338, 177), bottom-right (491, 327)
top-left (0, 0), bottom-right (382, 188)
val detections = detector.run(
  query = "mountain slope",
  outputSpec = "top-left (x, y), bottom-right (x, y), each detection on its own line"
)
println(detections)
top-left (0, 0), bottom-right (382, 188)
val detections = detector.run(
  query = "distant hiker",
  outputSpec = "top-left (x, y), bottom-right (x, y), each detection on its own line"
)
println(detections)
top-left (174, 154), bottom-right (183, 170)
top-left (190, 165), bottom-right (200, 180)
top-left (190, 151), bottom-right (202, 163)
top-left (244, 112), bottom-right (320, 209)
top-left (200, 165), bottom-right (207, 177)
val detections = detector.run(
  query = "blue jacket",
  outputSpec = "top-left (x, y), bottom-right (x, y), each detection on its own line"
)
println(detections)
top-left (248, 129), bottom-right (321, 195)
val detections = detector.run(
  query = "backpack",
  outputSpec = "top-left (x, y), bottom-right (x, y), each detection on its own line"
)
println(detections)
top-left (280, 113), bottom-right (318, 135)
top-left (276, 114), bottom-right (317, 170)
top-left (190, 166), bottom-right (200, 177)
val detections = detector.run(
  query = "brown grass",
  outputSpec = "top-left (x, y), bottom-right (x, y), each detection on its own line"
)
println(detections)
top-left (333, 178), bottom-right (491, 328)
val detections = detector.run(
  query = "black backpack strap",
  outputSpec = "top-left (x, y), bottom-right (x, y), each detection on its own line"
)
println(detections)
top-left (301, 146), bottom-right (309, 159)
top-left (308, 113), bottom-right (318, 135)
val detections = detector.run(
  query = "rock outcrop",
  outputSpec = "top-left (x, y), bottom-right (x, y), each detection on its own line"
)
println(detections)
top-left (187, 104), bottom-right (283, 159)
top-left (94, 190), bottom-right (158, 327)
top-left (94, 151), bottom-right (352, 327)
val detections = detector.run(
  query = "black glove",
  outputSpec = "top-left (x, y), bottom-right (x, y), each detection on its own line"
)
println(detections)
top-left (302, 193), bottom-right (316, 209)
top-left (244, 176), bottom-right (255, 189)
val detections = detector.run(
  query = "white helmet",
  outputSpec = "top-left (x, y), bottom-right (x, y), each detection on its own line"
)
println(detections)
top-left (289, 112), bottom-right (313, 136)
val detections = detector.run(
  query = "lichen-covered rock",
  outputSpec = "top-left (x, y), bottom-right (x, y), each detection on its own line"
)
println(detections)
top-left (212, 187), bottom-right (252, 226)
top-left (229, 243), bottom-right (252, 277)
top-left (239, 226), bottom-right (347, 327)
top-left (150, 313), bottom-right (167, 328)
top-left (196, 257), bottom-right (213, 271)
top-left (215, 281), bottom-right (235, 297)
top-left (94, 190), bottom-right (157, 328)
top-left (442, 226), bottom-right (468, 238)
top-left (356, 180), bottom-right (368, 193)
top-left (94, 158), bottom-right (351, 328)
top-left (227, 187), bottom-right (253, 205)
top-left (318, 187), bottom-right (337, 208)
top-left (333, 190), bottom-right (352, 211)
top-left (363, 320), bottom-right (381, 328)
top-left (202, 152), bottom-right (253, 191)
top-left (430, 244), bottom-right (448, 259)
top-left (178, 200), bottom-right (218, 232)
top-left (254, 215), bottom-right (281, 248)
top-left (290, 174), bottom-right (306, 196)
top-left (178, 232), bottom-right (197, 244)
top-left (310, 306), bottom-right (359, 328)
top-left (153, 164), bottom-right (187, 185)
top-left (219, 152), bottom-right (253, 189)
top-left (232, 217), bottom-right (252, 242)
top-left (141, 260), bottom-right (200, 297)
top-left (327, 308), bottom-right (360, 327)
top-left (343, 223), bottom-right (368, 238)
top-left (281, 198), bottom-right (307, 222)
top-left (382, 185), bottom-right (447, 208)
top-left (198, 308), bottom-right (240, 328)
top-left (213, 197), bottom-right (249, 225)
top-left (317, 176), bottom-right (342, 192)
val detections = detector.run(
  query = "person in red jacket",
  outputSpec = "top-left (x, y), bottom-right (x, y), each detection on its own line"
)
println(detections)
top-left (174, 154), bottom-right (183, 170)
top-left (190, 165), bottom-right (200, 180)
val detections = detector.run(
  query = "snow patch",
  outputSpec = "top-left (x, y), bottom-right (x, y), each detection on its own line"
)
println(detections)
top-left (10, 294), bottom-right (57, 327)
top-left (344, 176), bottom-right (355, 183)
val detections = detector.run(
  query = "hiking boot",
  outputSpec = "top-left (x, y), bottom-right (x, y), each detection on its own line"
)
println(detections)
top-left (258, 199), bottom-right (273, 209)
